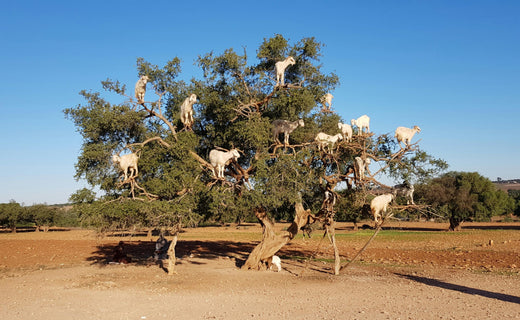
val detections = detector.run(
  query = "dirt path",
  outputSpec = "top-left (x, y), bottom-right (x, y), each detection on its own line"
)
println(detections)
top-left (1, 223), bottom-right (520, 319)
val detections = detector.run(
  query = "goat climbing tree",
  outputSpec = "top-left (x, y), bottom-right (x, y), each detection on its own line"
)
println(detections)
top-left (65, 34), bottom-right (447, 275)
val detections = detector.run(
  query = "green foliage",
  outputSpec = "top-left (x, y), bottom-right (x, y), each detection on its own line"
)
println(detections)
top-left (0, 200), bottom-right (26, 231)
top-left (69, 188), bottom-right (96, 204)
top-left (416, 172), bottom-right (515, 230)
top-left (26, 204), bottom-right (57, 229)
top-left (76, 199), bottom-right (201, 232)
top-left (508, 190), bottom-right (520, 216)
top-left (65, 35), bottom-right (446, 232)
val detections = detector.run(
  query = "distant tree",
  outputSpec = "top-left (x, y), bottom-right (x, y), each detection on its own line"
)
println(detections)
top-left (26, 204), bottom-right (58, 232)
top-left (0, 200), bottom-right (25, 233)
top-left (508, 190), bottom-right (520, 216)
top-left (416, 172), bottom-right (514, 230)
top-left (69, 188), bottom-right (96, 204)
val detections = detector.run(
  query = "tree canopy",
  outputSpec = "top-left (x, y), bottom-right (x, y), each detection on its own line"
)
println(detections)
top-left (415, 171), bottom-right (515, 230)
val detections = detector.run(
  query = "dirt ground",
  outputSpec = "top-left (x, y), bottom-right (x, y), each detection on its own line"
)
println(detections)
top-left (1, 221), bottom-right (520, 319)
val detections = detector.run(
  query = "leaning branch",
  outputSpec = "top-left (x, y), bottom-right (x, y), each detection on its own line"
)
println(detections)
top-left (139, 91), bottom-right (178, 140)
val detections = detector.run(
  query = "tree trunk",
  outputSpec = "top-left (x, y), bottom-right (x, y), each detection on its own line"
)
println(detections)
top-left (325, 222), bottom-right (341, 275)
top-left (242, 203), bottom-right (311, 270)
top-left (449, 218), bottom-right (463, 231)
top-left (166, 231), bottom-right (179, 275)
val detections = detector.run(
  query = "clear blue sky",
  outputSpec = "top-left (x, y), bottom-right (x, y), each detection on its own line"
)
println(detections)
top-left (1, 1), bottom-right (518, 205)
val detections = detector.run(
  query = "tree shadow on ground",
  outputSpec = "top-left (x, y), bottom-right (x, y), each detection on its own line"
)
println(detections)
top-left (396, 273), bottom-right (520, 304)
top-left (86, 239), bottom-right (322, 272)
top-left (87, 240), bottom-right (259, 267)
top-left (461, 225), bottom-right (520, 231)
top-left (0, 227), bottom-right (73, 234)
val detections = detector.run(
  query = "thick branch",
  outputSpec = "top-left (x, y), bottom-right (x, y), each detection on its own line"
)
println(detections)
top-left (242, 203), bottom-right (311, 270)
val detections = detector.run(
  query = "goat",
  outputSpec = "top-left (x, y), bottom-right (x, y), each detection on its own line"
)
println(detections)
top-left (180, 94), bottom-right (197, 130)
top-left (112, 241), bottom-right (132, 264)
top-left (351, 115), bottom-right (370, 135)
top-left (154, 234), bottom-right (169, 260)
top-left (269, 255), bottom-right (282, 272)
top-left (275, 56), bottom-right (296, 86)
top-left (112, 153), bottom-right (139, 181)
top-left (354, 156), bottom-right (371, 181)
top-left (393, 182), bottom-right (415, 205)
top-left (321, 93), bottom-right (333, 110)
top-left (272, 119), bottom-right (305, 145)
top-left (370, 193), bottom-right (395, 225)
top-left (300, 223), bottom-right (314, 239)
top-left (338, 122), bottom-right (353, 142)
top-left (314, 132), bottom-right (343, 153)
top-left (395, 125), bottom-right (421, 148)
top-left (209, 149), bottom-right (240, 178)
top-left (135, 75), bottom-right (149, 104)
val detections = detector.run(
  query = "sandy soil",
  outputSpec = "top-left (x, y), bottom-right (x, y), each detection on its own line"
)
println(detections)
top-left (1, 222), bottom-right (520, 319)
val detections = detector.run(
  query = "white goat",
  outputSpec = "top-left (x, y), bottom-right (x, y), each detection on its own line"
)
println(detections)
top-left (272, 119), bottom-right (305, 145)
top-left (180, 94), bottom-right (197, 129)
top-left (135, 75), bottom-right (149, 104)
top-left (394, 182), bottom-right (415, 205)
top-left (275, 56), bottom-right (296, 86)
top-left (315, 132), bottom-right (343, 153)
top-left (209, 149), bottom-right (240, 178)
top-left (370, 193), bottom-right (395, 225)
top-left (112, 153), bottom-right (139, 181)
top-left (394, 125), bottom-right (421, 148)
top-left (354, 156), bottom-right (371, 181)
top-left (351, 115), bottom-right (370, 135)
top-left (270, 255), bottom-right (282, 272)
top-left (321, 93), bottom-right (333, 110)
top-left (338, 122), bottom-right (353, 142)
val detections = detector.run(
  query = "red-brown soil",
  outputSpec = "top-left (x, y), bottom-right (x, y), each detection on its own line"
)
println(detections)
top-left (2, 222), bottom-right (520, 319)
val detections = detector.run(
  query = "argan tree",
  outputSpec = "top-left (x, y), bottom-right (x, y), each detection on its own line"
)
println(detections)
top-left (65, 34), bottom-right (445, 275)
top-left (416, 171), bottom-right (514, 230)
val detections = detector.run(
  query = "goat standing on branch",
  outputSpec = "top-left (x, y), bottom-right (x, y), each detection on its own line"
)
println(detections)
top-left (395, 125), bottom-right (421, 148)
top-left (354, 156), bottom-right (371, 181)
top-left (275, 56), bottom-right (296, 86)
top-left (370, 193), bottom-right (395, 226)
top-left (351, 115), bottom-right (370, 135)
top-left (315, 132), bottom-right (343, 153)
top-left (209, 148), bottom-right (240, 179)
top-left (338, 122), bottom-right (353, 142)
top-left (321, 93), bottom-right (333, 111)
top-left (272, 119), bottom-right (305, 145)
top-left (112, 152), bottom-right (139, 182)
top-left (180, 94), bottom-right (197, 130)
top-left (394, 181), bottom-right (415, 205)
top-left (135, 75), bottom-right (149, 104)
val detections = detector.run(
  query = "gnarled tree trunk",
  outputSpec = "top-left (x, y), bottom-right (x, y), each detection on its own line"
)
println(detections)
top-left (242, 203), bottom-right (311, 270)
top-left (166, 224), bottom-right (181, 275)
